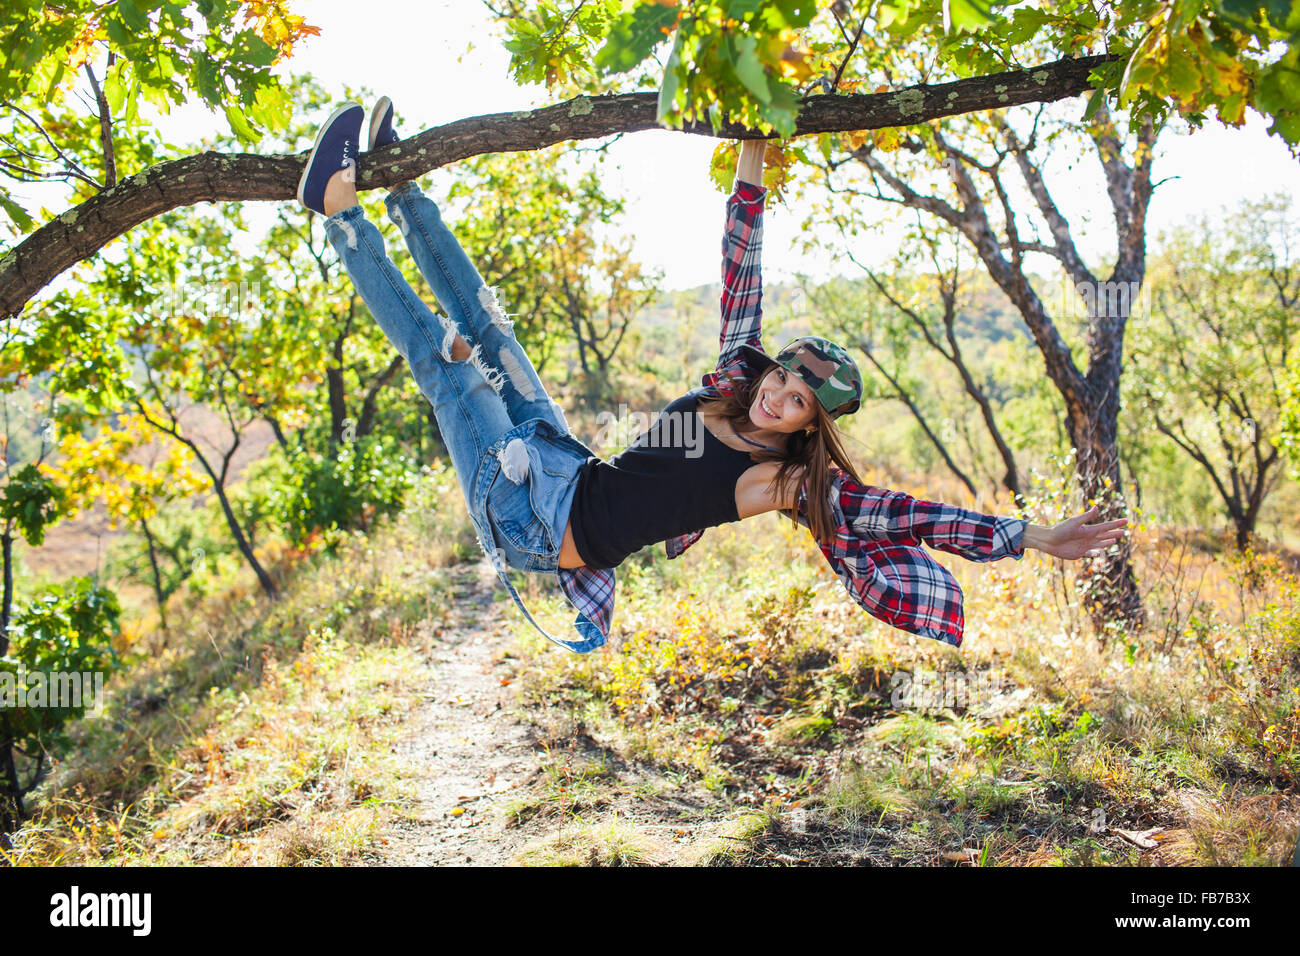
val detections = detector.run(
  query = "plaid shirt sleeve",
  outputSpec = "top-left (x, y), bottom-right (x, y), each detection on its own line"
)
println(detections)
top-left (701, 178), bottom-right (767, 391)
top-left (794, 472), bottom-right (1028, 646)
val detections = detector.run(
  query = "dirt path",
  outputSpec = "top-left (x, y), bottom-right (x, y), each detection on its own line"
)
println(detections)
top-left (363, 557), bottom-right (739, 867)
top-left (366, 558), bottom-right (547, 866)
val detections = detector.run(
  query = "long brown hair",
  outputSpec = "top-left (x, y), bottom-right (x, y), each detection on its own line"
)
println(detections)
top-left (698, 364), bottom-right (864, 546)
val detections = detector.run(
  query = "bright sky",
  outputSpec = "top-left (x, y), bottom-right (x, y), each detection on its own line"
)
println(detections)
top-left (12, 0), bottom-right (1300, 292)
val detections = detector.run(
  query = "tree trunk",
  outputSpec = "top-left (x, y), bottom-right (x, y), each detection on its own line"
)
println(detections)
top-left (139, 516), bottom-right (169, 633)
top-left (1064, 390), bottom-right (1146, 633)
top-left (210, 480), bottom-right (276, 598)
top-left (0, 530), bottom-right (12, 651)
top-left (0, 530), bottom-right (15, 849)
top-left (0, 715), bottom-right (20, 851)
top-left (135, 402), bottom-right (279, 599)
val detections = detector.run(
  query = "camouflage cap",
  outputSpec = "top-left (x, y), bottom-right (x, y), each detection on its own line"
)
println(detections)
top-left (740, 336), bottom-right (863, 419)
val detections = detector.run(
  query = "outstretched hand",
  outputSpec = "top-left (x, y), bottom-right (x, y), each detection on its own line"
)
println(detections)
top-left (1024, 506), bottom-right (1128, 560)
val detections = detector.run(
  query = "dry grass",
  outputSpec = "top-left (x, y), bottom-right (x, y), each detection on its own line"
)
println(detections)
top-left (498, 495), bottom-right (1300, 866)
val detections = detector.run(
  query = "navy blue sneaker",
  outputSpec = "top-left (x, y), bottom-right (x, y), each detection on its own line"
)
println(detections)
top-left (297, 102), bottom-right (364, 215)
top-left (368, 96), bottom-right (400, 150)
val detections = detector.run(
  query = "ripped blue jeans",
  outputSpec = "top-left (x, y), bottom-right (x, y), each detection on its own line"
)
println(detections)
top-left (323, 181), bottom-right (597, 650)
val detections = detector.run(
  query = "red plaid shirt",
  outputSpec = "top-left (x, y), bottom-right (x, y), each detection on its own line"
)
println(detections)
top-left (554, 180), bottom-right (1026, 650)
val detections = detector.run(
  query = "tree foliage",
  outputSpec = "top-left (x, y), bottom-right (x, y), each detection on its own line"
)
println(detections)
top-left (495, 0), bottom-right (1300, 144)
top-left (446, 146), bottom-right (662, 387)
top-left (1128, 193), bottom-right (1297, 546)
top-left (0, 0), bottom-right (320, 233)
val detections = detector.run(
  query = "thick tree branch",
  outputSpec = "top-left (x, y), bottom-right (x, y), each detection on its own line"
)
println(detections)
top-left (0, 54), bottom-right (1113, 319)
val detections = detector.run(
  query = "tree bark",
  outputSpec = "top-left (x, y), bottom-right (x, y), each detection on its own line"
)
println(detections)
top-left (0, 715), bottom-right (19, 850)
top-left (0, 55), bottom-right (1114, 320)
top-left (357, 354), bottom-right (405, 439)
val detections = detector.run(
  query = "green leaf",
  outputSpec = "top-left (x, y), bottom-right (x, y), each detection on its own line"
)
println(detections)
top-left (764, 75), bottom-right (801, 137)
top-left (1166, 49), bottom-right (1202, 99)
top-left (117, 0), bottom-right (150, 32)
top-left (878, 0), bottom-right (919, 30)
top-left (944, 0), bottom-right (997, 33)
top-left (727, 0), bottom-right (763, 18)
top-left (103, 65), bottom-right (126, 114)
top-left (0, 192), bottom-right (34, 232)
top-left (224, 103), bottom-right (258, 143)
top-left (1272, 111), bottom-right (1300, 145)
top-left (237, 31), bottom-right (277, 68)
top-left (732, 35), bottom-right (771, 104)
top-left (18, 32), bottom-right (45, 70)
top-left (595, 2), bottom-right (678, 74)
top-left (769, 0), bottom-right (818, 27)
top-left (657, 33), bottom-right (684, 124)
top-left (103, 15), bottom-right (130, 48)
top-left (250, 83), bottom-right (291, 132)
top-left (1081, 86), bottom-right (1106, 121)
top-left (1002, 5), bottom-right (1047, 44)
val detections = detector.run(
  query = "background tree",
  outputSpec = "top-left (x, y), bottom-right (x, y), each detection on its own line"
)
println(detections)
top-left (798, 98), bottom-right (1156, 633)
top-left (0, 575), bottom-right (120, 848)
top-left (806, 218), bottom-right (1026, 504)
top-left (45, 414), bottom-right (206, 631)
top-left (105, 209), bottom-right (310, 599)
top-left (1128, 193), bottom-right (1297, 549)
top-left (0, 340), bottom-right (121, 847)
top-left (445, 146), bottom-right (662, 398)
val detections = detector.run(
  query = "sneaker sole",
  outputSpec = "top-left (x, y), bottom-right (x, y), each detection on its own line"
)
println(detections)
top-left (297, 101), bottom-right (363, 212)
top-left (368, 95), bottom-right (393, 152)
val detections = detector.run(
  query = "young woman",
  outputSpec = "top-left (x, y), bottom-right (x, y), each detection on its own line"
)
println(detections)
top-left (298, 100), bottom-right (1126, 653)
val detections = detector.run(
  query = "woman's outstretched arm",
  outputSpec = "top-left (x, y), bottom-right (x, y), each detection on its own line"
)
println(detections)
top-left (829, 477), bottom-right (1126, 563)
top-left (707, 140), bottom-right (770, 384)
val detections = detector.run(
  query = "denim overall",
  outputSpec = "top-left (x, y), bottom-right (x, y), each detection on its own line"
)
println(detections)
top-left (323, 182), bottom-right (600, 653)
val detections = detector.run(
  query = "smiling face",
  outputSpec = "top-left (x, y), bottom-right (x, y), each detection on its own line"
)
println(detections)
top-left (749, 365), bottom-right (819, 435)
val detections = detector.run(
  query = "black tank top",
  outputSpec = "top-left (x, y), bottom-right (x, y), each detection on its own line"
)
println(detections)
top-left (568, 389), bottom-right (758, 569)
